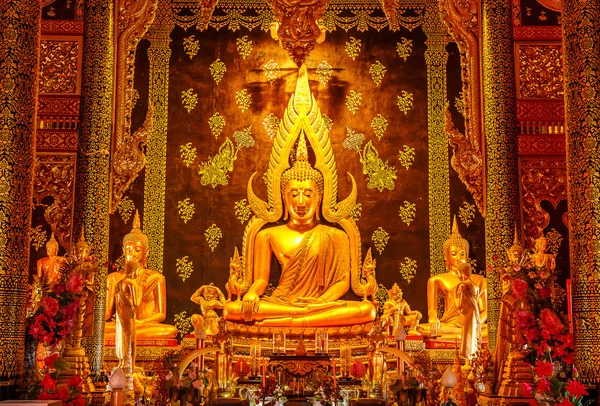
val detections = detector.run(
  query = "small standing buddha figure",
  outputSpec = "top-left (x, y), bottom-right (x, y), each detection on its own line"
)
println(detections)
top-left (105, 211), bottom-right (177, 342)
top-left (455, 263), bottom-right (484, 361)
top-left (381, 283), bottom-right (422, 337)
top-left (417, 217), bottom-right (487, 338)
top-left (36, 232), bottom-right (66, 291)
top-left (530, 235), bottom-right (556, 273)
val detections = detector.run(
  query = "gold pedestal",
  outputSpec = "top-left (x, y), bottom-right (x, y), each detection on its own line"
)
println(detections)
top-left (498, 351), bottom-right (533, 398)
top-left (477, 394), bottom-right (532, 406)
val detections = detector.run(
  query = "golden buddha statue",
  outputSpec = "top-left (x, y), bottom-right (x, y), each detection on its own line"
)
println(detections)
top-left (417, 217), bottom-right (487, 338)
top-left (454, 263), bottom-right (483, 360)
top-left (35, 232), bottom-right (66, 291)
top-left (223, 65), bottom-right (376, 328)
top-left (191, 283), bottom-right (226, 337)
top-left (105, 211), bottom-right (177, 341)
top-left (529, 235), bottom-right (556, 272)
top-left (380, 283), bottom-right (422, 337)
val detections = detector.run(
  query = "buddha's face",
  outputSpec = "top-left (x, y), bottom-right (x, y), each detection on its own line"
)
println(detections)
top-left (284, 179), bottom-right (321, 223)
top-left (124, 240), bottom-right (147, 268)
top-left (76, 244), bottom-right (91, 261)
top-left (46, 243), bottom-right (58, 257)
top-left (508, 248), bottom-right (522, 264)
top-left (445, 244), bottom-right (467, 271)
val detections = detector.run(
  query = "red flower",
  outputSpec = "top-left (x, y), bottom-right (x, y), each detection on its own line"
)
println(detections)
top-left (40, 373), bottom-right (57, 391)
top-left (540, 308), bottom-right (565, 335)
top-left (66, 374), bottom-right (83, 389)
top-left (556, 400), bottom-right (574, 406)
top-left (528, 400), bottom-right (538, 406)
top-left (538, 287), bottom-right (551, 298)
top-left (66, 397), bottom-right (85, 406)
top-left (40, 296), bottom-right (59, 317)
top-left (536, 377), bottom-right (551, 393)
top-left (53, 283), bottom-right (65, 295)
top-left (521, 382), bottom-right (533, 396)
top-left (524, 327), bottom-right (540, 342)
top-left (516, 310), bottom-right (536, 328)
top-left (563, 352), bottom-right (575, 364)
top-left (66, 273), bottom-right (83, 293)
top-left (56, 386), bottom-right (71, 402)
top-left (534, 360), bottom-right (554, 378)
top-left (37, 391), bottom-right (54, 400)
top-left (566, 380), bottom-right (588, 397)
top-left (512, 279), bottom-right (529, 297)
top-left (61, 301), bottom-right (79, 321)
top-left (44, 353), bottom-right (60, 370)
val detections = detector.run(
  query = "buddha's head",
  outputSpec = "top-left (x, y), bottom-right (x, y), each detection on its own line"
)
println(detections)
top-left (74, 229), bottom-right (91, 262)
top-left (123, 210), bottom-right (149, 268)
top-left (507, 229), bottom-right (524, 266)
top-left (443, 217), bottom-right (469, 272)
top-left (281, 132), bottom-right (324, 223)
top-left (534, 236), bottom-right (548, 253)
top-left (46, 232), bottom-right (59, 257)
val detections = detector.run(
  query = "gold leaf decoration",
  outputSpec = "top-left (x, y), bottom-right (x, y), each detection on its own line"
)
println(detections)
top-left (234, 199), bottom-right (252, 223)
top-left (458, 201), bottom-right (476, 228)
top-left (397, 145), bottom-right (415, 170)
top-left (181, 89), bottom-right (198, 113)
top-left (316, 60), bottom-right (333, 85)
top-left (346, 90), bottom-right (362, 115)
top-left (396, 37), bottom-right (413, 61)
top-left (322, 114), bottom-right (334, 131)
top-left (372, 227), bottom-right (390, 255)
top-left (208, 112), bottom-right (226, 139)
top-left (398, 201), bottom-right (416, 226)
top-left (131, 88), bottom-right (139, 108)
top-left (262, 113), bottom-right (280, 140)
top-left (359, 141), bottom-right (397, 192)
top-left (199, 138), bottom-right (238, 188)
top-left (396, 90), bottom-right (414, 115)
top-left (205, 224), bottom-right (222, 252)
top-left (343, 127), bottom-right (365, 152)
top-left (178, 198), bottom-right (195, 223)
top-left (350, 203), bottom-right (362, 221)
top-left (369, 61), bottom-right (386, 86)
top-left (180, 142), bottom-right (197, 167)
top-left (235, 89), bottom-right (252, 113)
top-left (118, 196), bottom-right (135, 224)
top-left (263, 59), bottom-right (280, 85)
top-left (371, 114), bottom-right (388, 141)
top-left (236, 35), bottom-right (253, 59)
top-left (399, 257), bottom-right (417, 283)
top-left (545, 228), bottom-right (564, 254)
top-left (345, 37), bottom-right (362, 60)
top-left (209, 59), bottom-right (227, 84)
top-left (183, 35), bottom-right (200, 59)
top-left (469, 258), bottom-right (478, 271)
top-left (552, 282), bottom-right (566, 310)
top-left (30, 226), bottom-right (47, 251)
top-left (176, 256), bottom-right (194, 281)
top-left (233, 125), bottom-right (255, 149)
top-left (174, 311), bottom-right (193, 338)
top-left (454, 91), bottom-right (465, 116)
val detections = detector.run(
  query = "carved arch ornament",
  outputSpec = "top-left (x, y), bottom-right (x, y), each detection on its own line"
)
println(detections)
top-left (438, 0), bottom-right (484, 215)
top-left (109, 0), bottom-right (159, 213)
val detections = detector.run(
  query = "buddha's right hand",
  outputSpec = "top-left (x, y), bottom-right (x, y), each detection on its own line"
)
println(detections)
top-left (242, 292), bottom-right (260, 322)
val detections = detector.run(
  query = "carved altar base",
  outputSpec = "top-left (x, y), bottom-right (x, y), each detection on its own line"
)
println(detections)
top-left (103, 337), bottom-right (195, 371)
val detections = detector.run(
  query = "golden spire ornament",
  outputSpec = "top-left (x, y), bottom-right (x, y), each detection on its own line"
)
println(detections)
top-left (443, 215), bottom-right (469, 256)
top-left (123, 210), bottom-right (148, 249)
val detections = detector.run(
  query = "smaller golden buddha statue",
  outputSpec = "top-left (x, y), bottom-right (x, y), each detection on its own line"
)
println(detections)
top-left (381, 283), bottom-right (422, 337)
top-left (360, 248), bottom-right (378, 302)
top-left (225, 247), bottom-right (243, 301)
top-left (529, 235), bottom-right (556, 272)
top-left (105, 211), bottom-right (177, 341)
top-left (36, 232), bottom-right (66, 291)
top-left (417, 217), bottom-right (487, 338)
top-left (191, 284), bottom-right (227, 338)
top-left (454, 263), bottom-right (483, 361)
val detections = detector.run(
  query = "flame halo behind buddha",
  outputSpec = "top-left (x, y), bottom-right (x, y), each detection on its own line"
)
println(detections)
top-left (222, 65), bottom-right (376, 329)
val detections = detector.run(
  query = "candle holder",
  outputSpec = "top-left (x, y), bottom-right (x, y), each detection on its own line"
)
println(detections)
top-left (314, 330), bottom-right (328, 354)
top-left (273, 332), bottom-right (286, 355)
top-left (250, 340), bottom-right (262, 377)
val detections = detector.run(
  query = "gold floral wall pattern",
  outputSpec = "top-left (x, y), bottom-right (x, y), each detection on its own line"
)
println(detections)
top-left (517, 43), bottom-right (563, 98)
top-left (39, 39), bottom-right (81, 94)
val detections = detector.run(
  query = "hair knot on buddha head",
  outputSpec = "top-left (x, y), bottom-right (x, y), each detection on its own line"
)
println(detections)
top-left (443, 216), bottom-right (469, 270)
top-left (123, 210), bottom-right (149, 265)
top-left (281, 132), bottom-right (324, 195)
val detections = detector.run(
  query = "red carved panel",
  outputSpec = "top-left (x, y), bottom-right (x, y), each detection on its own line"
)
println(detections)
top-left (38, 95), bottom-right (80, 116)
top-left (37, 130), bottom-right (78, 151)
top-left (513, 26), bottom-right (562, 41)
top-left (518, 134), bottom-right (566, 156)
top-left (517, 99), bottom-right (564, 121)
top-left (41, 20), bottom-right (84, 35)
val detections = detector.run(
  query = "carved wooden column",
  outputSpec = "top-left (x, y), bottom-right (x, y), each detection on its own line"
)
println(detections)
top-left (0, 0), bottom-right (40, 395)
top-left (481, 0), bottom-right (520, 350)
top-left (75, 0), bottom-right (113, 373)
top-left (563, 0), bottom-right (600, 384)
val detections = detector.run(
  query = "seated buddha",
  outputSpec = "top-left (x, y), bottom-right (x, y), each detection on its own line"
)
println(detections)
top-left (105, 211), bottom-right (177, 340)
top-left (223, 133), bottom-right (376, 327)
top-left (417, 217), bottom-right (487, 338)
top-left (36, 232), bottom-right (66, 291)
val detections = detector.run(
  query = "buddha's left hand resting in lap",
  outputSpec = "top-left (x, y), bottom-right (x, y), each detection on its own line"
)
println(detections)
top-left (223, 134), bottom-right (376, 327)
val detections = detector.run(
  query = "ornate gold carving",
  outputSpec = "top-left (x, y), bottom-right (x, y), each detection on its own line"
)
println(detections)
top-left (110, 0), bottom-right (158, 213)
top-left (399, 257), bottom-right (417, 283)
top-left (33, 153), bottom-right (76, 251)
top-left (233, 125), bottom-right (255, 149)
top-left (235, 89), bottom-right (251, 113)
top-left (177, 198), bottom-right (195, 223)
top-left (372, 227), bottom-right (390, 255)
top-left (458, 201), bottom-right (476, 227)
top-left (396, 90), bottom-right (414, 114)
top-left (236, 36), bottom-right (252, 59)
top-left (199, 138), bottom-right (239, 188)
top-left (176, 256), bottom-right (194, 281)
top-left (208, 112), bottom-right (226, 139)
top-left (180, 142), bottom-right (197, 167)
top-left (350, 203), bottom-right (362, 222)
top-left (30, 226), bottom-right (47, 252)
top-left (359, 141), bottom-right (397, 192)
top-left (262, 113), bottom-right (280, 140)
top-left (266, 0), bottom-right (330, 66)
top-left (398, 201), bottom-right (416, 226)
top-left (379, 0), bottom-right (403, 31)
top-left (263, 59), bottom-right (280, 85)
top-left (397, 145), bottom-right (415, 170)
top-left (181, 88), bottom-right (198, 113)
top-left (117, 196), bottom-right (135, 224)
top-left (371, 114), bottom-right (388, 141)
top-left (322, 114), bottom-right (333, 131)
top-left (345, 90), bottom-right (362, 115)
top-left (545, 228), bottom-right (563, 254)
top-left (234, 199), bottom-right (252, 224)
top-left (517, 44), bottom-right (563, 98)
top-left (520, 160), bottom-right (566, 246)
top-left (345, 37), bottom-right (362, 60)
top-left (454, 91), bottom-right (465, 116)
top-left (204, 224), bottom-right (222, 252)
top-left (316, 60), bottom-right (333, 85)
top-left (369, 61), bottom-right (386, 86)
top-left (183, 35), bottom-right (200, 59)
top-left (343, 127), bottom-right (365, 152)
top-left (396, 37), bottom-right (413, 61)
top-left (210, 59), bottom-right (227, 84)
top-left (39, 39), bottom-right (80, 94)
top-left (174, 311), bottom-right (193, 338)
top-left (196, 0), bottom-right (219, 30)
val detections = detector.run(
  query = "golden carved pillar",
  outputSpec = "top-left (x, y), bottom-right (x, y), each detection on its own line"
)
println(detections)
top-left (75, 0), bottom-right (113, 373)
top-left (563, 0), bottom-right (600, 384)
top-left (0, 0), bottom-right (40, 392)
top-left (481, 0), bottom-right (520, 350)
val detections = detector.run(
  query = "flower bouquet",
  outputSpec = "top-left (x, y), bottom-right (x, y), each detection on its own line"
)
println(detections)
top-left (25, 353), bottom-right (84, 406)
top-left (156, 352), bottom-right (209, 406)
